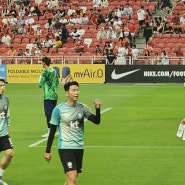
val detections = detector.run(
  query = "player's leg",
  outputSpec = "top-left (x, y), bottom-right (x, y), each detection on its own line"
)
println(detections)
top-left (42, 100), bottom-right (57, 137)
top-left (0, 149), bottom-right (14, 170)
top-left (177, 118), bottom-right (185, 138)
top-left (65, 170), bottom-right (78, 185)
top-left (176, 122), bottom-right (185, 137)
top-left (0, 136), bottom-right (14, 184)
top-left (59, 149), bottom-right (82, 185)
top-left (65, 149), bottom-right (83, 185)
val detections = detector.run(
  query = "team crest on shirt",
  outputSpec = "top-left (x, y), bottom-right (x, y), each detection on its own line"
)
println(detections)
top-left (0, 111), bottom-right (5, 119)
top-left (67, 162), bottom-right (73, 169)
top-left (4, 104), bottom-right (8, 110)
top-left (78, 112), bottom-right (82, 119)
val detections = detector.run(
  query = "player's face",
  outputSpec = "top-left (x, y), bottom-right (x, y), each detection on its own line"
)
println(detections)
top-left (67, 85), bottom-right (79, 102)
top-left (42, 62), bottom-right (47, 69)
top-left (0, 81), bottom-right (5, 95)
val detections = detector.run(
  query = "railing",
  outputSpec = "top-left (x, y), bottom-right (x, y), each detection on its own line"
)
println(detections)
top-left (0, 56), bottom-right (94, 64)
top-left (136, 56), bottom-right (185, 65)
top-left (0, 56), bottom-right (185, 65)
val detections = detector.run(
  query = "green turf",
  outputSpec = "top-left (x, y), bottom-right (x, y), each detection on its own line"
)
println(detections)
top-left (3, 83), bottom-right (185, 185)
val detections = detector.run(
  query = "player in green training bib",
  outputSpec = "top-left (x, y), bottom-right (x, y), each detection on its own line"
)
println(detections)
top-left (39, 57), bottom-right (59, 138)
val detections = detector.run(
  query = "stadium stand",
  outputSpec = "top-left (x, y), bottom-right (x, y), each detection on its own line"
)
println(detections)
top-left (0, 0), bottom-right (184, 65)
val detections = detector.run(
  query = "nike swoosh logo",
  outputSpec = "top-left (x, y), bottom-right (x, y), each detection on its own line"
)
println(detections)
top-left (111, 69), bottom-right (141, 80)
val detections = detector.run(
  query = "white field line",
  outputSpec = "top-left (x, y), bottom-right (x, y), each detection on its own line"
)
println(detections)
top-left (32, 145), bottom-right (185, 149)
top-left (28, 108), bottom-right (112, 148)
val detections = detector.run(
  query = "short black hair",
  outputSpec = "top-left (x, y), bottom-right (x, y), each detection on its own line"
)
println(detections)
top-left (0, 78), bottom-right (7, 83)
top-left (42, 57), bottom-right (51, 66)
top-left (64, 81), bottom-right (79, 91)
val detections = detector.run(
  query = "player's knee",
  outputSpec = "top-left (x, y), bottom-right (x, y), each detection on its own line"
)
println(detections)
top-left (67, 171), bottom-right (77, 184)
top-left (68, 177), bottom-right (77, 185)
top-left (5, 149), bottom-right (14, 159)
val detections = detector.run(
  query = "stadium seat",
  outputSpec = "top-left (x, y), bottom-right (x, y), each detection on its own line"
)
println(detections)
top-left (153, 33), bottom-right (162, 39)
top-left (83, 38), bottom-right (92, 48)
top-left (22, 37), bottom-right (31, 44)
top-left (12, 36), bottom-right (22, 44)
top-left (177, 0), bottom-right (184, 5)
top-left (163, 47), bottom-right (172, 52)
top-left (78, 29), bottom-right (85, 37)
top-left (30, 35), bottom-right (40, 43)
top-left (155, 42), bottom-right (165, 49)
top-left (170, 38), bottom-right (180, 43)
top-left (153, 48), bottom-right (162, 53)
top-left (173, 5), bottom-right (182, 12)
top-left (162, 38), bottom-right (171, 43)
top-left (161, 34), bottom-right (171, 39)
top-left (179, 34), bottom-right (185, 39)
top-left (171, 34), bottom-right (180, 39)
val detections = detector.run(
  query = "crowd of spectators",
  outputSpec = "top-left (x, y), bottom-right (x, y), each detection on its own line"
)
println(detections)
top-left (0, 0), bottom-right (183, 65)
top-left (137, 0), bottom-right (185, 65)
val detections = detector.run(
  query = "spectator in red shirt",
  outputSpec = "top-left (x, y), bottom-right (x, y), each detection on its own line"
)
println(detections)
top-left (171, 13), bottom-right (180, 25)
top-left (44, 9), bottom-right (53, 27)
top-left (75, 38), bottom-right (85, 53)
top-left (173, 45), bottom-right (183, 64)
top-left (90, 13), bottom-right (98, 25)
top-left (0, 30), bottom-right (4, 43)
top-left (147, 37), bottom-right (155, 49)
top-left (143, 49), bottom-right (151, 65)
top-left (128, 21), bottom-right (137, 42)
top-left (173, 45), bottom-right (183, 56)
top-left (27, 24), bottom-right (34, 35)
top-left (0, 18), bottom-right (4, 29)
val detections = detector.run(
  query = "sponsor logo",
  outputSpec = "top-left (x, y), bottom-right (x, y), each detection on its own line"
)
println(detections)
top-left (70, 121), bottom-right (79, 129)
top-left (67, 162), bottom-right (73, 168)
top-left (111, 69), bottom-right (140, 80)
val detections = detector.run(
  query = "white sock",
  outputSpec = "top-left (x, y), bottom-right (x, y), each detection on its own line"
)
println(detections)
top-left (177, 123), bottom-right (184, 137)
top-left (182, 126), bottom-right (185, 140)
top-left (0, 168), bottom-right (4, 177)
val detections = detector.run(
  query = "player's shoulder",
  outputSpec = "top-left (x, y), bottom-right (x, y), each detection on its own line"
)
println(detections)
top-left (76, 101), bottom-right (83, 106)
top-left (52, 102), bottom-right (65, 113)
top-left (76, 102), bottom-right (88, 108)
top-left (56, 102), bottom-right (65, 108)
top-left (1, 95), bottom-right (9, 104)
top-left (2, 95), bottom-right (9, 101)
top-left (48, 67), bottom-right (55, 72)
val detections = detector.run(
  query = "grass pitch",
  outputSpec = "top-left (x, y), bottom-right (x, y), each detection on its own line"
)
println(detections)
top-left (3, 83), bottom-right (185, 185)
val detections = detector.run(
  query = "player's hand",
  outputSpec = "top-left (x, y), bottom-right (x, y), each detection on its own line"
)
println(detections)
top-left (44, 153), bottom-right (51, 163)
top-left (93, 99), bottom-right (101, 109)
top-left (182, 118), bottom-right (185, 125)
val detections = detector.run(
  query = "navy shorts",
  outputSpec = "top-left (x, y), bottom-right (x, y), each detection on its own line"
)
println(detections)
top-left (58, 149), bottom-right (84, 174)
top-left (44, 100), bottom-right (57, 116)
top-left (0, 135), bottom-right (13, 152)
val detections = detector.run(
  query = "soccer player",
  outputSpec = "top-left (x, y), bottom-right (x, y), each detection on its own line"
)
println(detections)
top-left (39, 57), bottom-right (59, 138)
top-left (0, 79), bottom-right (14, 185)
top-left (44, 81), bottom-right (101, 185)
